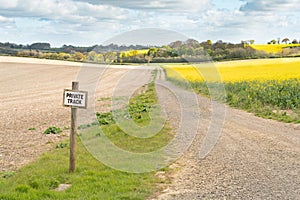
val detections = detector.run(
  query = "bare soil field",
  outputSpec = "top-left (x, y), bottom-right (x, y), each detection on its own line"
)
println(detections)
top-left (0, 56), bottom-right (153, 172)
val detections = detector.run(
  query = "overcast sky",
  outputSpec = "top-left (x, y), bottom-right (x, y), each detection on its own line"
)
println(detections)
top-left (0, 0), bottom-right (299, 47)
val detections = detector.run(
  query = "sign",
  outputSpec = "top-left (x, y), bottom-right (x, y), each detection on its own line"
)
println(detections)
top-left (63, 89), bottom-right (88, 109)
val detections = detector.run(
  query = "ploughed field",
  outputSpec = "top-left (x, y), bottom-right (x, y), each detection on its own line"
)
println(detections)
top-left (0, 56), bottom-right (153, 172)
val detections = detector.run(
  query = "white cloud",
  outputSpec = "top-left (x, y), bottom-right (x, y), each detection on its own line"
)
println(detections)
top-left (0, 0), bottom-right (126, 23)
top-left (0, 0), bottom-right (18, 9)
top-left (0, 0), bottom-right (299, 46)
top-left (240, 0), bottom-right (300, 12)
top-left (179, 0), bottom-right (212, 12)
top-left (73, 0), bottom-right (212, 12)
top-left (0, 15), bottom-right (14, 23)
top-left (0, 15), bottom-right (15, 30)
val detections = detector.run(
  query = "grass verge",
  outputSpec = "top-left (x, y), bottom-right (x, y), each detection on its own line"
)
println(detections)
top-left (166, 76), bottom-right (300, 123)
top-left (0, 139), bottom-right (158, 199)
top-left (94, 81), bottom-right (173, 153)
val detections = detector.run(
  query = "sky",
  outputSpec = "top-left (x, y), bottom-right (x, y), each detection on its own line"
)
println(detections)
top-left (0, 0), bottom-right (299, 47)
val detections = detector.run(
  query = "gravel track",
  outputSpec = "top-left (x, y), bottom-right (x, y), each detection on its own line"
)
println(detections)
top-left (152, 68), bottom-right (300, 199)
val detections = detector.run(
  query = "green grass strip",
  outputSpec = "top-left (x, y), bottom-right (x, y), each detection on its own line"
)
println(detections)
top-left (166, 76), bottom-right (300, 123)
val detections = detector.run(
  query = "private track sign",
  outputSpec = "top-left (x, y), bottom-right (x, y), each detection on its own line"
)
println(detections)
top-left (63, 90), bottom-right (88, 109)
top-left (64, 82), bottom-right (88, 173)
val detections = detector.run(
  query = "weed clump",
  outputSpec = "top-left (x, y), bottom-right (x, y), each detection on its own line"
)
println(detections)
top-left (44, 126), bottom-right (62, 134)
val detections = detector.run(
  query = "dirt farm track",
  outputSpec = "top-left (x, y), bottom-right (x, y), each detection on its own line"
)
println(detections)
top-left (1, 56), bottom-right (300, 199)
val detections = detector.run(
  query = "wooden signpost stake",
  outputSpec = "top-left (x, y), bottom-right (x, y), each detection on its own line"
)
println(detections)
top-left (69, 81), bottom-right (78, 173)
top-left (63, 82), bottom-right (88, 173)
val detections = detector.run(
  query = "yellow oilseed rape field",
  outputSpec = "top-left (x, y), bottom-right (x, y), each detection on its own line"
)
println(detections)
top-left (248, 44), bottom-right (300, 53)
top-left (164, 58), bottom-right (300, 123)
top-left (121, 49), bottom-right (149, 57)
top-left (164, 58), bottom-right (300, 82)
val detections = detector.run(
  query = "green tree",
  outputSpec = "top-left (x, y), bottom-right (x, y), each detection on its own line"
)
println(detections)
top-left (292, 39), bottom-right (298, 44)
top-left (282, 38), bottom-right (290, 44)
top-left (145, 55), bottom-right (153, 63)
top-left (30, 42), bottom-right (51, 50)
top-left (104, 52), bottom-right (117, 63)
top-left (86, 51), bottom-right (97, 62)
top-left (74, 52), bottom-right (85, 61)
top-left (58, 52), bottom-right (71, 60)
top-left (96, 54), bottom-right (105, 63)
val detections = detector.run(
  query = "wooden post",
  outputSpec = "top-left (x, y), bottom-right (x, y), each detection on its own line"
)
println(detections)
top-left (69, 81), bottom-right (78, 173)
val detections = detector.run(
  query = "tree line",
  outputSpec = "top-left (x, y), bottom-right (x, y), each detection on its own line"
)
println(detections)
top-left (1, 39), bottom-right (300, 63)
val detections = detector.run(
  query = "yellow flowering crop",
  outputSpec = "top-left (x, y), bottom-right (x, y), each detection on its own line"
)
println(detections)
top-left (249, 44), bottom-right (300, 53)
top-left (164, 58), bottom-right (300, 83)
top-left (121, 49), bottom-right (149, 57)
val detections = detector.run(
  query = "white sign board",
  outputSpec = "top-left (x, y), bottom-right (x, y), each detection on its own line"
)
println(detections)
top-left (63, 90), bottom-right (88, 109)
